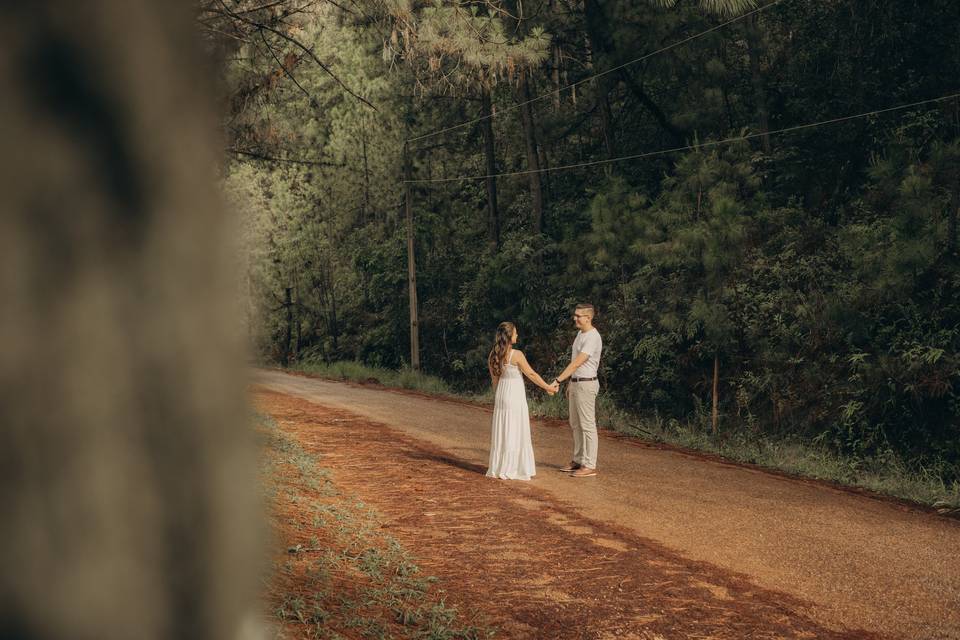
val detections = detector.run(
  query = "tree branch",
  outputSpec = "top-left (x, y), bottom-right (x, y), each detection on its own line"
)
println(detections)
top-left (213, 0), bottom-right (378, 111)
top-left (258, 27), bottom-right (321, 108)
top-left (618, 68), bottom-right (685, 145)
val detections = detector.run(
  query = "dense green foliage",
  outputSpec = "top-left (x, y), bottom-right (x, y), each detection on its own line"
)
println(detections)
top-left (209, 0), bottom-right (960, 478)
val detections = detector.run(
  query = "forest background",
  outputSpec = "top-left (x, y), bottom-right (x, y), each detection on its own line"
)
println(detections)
top-left (203, 0), bottom-right (960, 500)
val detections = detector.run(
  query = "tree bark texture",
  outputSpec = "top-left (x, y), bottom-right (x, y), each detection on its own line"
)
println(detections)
top-left (0, 3), bottom-right (260, 640)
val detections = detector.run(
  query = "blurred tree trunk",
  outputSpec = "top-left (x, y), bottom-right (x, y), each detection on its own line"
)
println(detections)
top-left (0, 3), bottom-right (259, 640)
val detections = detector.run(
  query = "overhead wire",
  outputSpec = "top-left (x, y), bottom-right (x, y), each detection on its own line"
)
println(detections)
top-left (403, 92), bottom-right (960, 183)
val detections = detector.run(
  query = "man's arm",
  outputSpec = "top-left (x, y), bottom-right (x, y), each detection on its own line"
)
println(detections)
top-left (554, 351), bottom-right (590, 384)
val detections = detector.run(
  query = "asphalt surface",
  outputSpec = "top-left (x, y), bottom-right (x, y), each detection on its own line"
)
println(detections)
top-left (251, 368), bottom-right (960, 640)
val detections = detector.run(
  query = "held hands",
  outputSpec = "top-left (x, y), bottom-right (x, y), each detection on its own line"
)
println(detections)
top-left (545, 378), bottom-right (560, 395)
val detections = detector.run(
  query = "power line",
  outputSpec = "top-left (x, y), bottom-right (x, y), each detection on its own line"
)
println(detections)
top-left (406, 0), bottom-right (784, 145)
top-left (403, 92), bottom-right (960, 184)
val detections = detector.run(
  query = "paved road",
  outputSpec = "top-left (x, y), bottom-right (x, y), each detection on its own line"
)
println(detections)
top-left (252, 369), bottom-right (960, 640)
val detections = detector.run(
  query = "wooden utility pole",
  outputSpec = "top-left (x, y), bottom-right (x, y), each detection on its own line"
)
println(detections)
top-left (403, 142), bottom-right (421, 370)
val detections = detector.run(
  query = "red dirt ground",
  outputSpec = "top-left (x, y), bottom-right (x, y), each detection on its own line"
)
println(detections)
top-left (255, 388), bottom-right (877, 640)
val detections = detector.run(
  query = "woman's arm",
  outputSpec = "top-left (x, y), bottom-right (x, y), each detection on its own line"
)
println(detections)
top-left (488, 363), bottom-right (499, 388)
top-left (514, 351), bottom-right (555, 393)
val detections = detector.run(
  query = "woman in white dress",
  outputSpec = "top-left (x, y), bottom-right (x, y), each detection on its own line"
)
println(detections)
top-left (485, 322), bottom-right (557, 480)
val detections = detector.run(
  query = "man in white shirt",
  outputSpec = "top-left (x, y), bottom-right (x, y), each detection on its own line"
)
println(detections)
top-left (551, 303), bottom-right (603, 477)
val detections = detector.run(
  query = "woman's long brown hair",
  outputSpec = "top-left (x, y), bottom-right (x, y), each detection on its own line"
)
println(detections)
top-left (487, 321), bottom-right (516, 377)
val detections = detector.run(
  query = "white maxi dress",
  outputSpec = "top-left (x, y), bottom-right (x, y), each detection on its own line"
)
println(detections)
top-left (485, 352), bottom-right (536, 480)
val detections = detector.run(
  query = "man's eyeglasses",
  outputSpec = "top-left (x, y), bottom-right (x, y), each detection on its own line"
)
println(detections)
top-left (572, 313), bottom-right (588, 319)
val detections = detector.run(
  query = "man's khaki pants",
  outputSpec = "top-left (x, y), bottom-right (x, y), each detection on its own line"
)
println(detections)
top-left (568, 379), bottom-right (599, 468)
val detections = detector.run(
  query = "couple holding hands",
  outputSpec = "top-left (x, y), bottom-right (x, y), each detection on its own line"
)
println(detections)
top-left (486, 304), bottom-right (603, 481)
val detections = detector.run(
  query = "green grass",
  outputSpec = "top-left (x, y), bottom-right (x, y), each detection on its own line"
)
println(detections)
top-left (280, 361), bottom-right (960, 511)
top-left (645, 416), bottom-right (960, 509)
top-left (585, 398), bottom-right (960, 510)
top-left (257, 412), bottom-right (495, 640)
top-left (295, 360), bottom-right (455, 396)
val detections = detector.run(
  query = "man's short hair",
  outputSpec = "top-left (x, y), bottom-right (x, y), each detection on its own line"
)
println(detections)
top-left (575, 303), bottom-right (595, 318)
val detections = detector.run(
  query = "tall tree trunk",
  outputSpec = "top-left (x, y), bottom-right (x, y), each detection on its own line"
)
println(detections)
top-left (712, 353), bottom-right (720, 435)
top-left (361, 116), bottom-right (370, 224)
top-left (584, 0), bottom-right (617, 165)
top-left (292, 272), bottom-right (302, 361)
top-left (618, 69), bottom-right (686, 146)
top-left (314, 265), bottom-right (333, 360)
top-left (718, 42), bottom-right (736, 132)
top-left (480, 88), bottom-right (500, 250)
top-left (403, 144), bottom-right (421, 370)
top-left (329, 277), bottom-right (339, 354)
top-left (519, 70), bottom-right (544, 234)
top-left (504, 0), bottom-right (545, 233)
top-left (539, 142), bottom-right (552, 200)
top-left (320, 262), bottom-right (339, 356)
top-left (0, 3), bottom-right (258, 639)
top-left (293, 287), bottom-right (301, 360)
top-left (593, 72), bottom-right (616, 177)
top-left (598, 91), bottom-right (616, 164)
top-left (284, 286), bottom-right (294, 365)
top-left (552, 44), bottom-right (562, 110)
top-left (746, 14), bottom-right (771, 154)
top-left (949, 173), bottom-right (959, 253)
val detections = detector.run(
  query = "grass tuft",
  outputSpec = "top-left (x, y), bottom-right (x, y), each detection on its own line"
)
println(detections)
top-left (257, 411), bottom-right (495, 639)
top-left (295, 360), bottom-right (454, 396)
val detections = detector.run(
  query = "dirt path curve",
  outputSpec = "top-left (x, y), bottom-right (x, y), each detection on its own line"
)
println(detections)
top-left (252, 369), bottom-right (960, 640)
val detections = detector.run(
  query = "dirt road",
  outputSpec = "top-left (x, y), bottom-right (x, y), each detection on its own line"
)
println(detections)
top-left (252, 369), bottom-right (960, 639)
